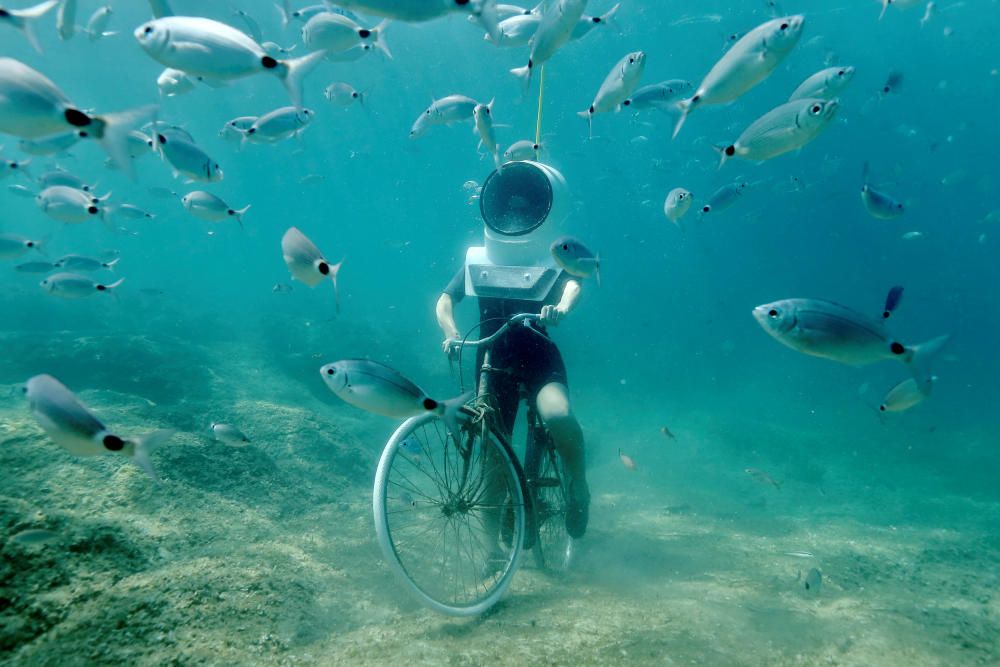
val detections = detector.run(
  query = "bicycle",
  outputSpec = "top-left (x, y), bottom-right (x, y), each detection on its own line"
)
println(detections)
top-left (372, 313), bottom-right (575, 616)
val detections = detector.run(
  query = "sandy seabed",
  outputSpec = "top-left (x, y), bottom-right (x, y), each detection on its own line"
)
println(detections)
top-left (1, 333), bottom-right (997, 666)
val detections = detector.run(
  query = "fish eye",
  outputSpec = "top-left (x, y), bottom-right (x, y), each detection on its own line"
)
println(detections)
top-left (592, 17), bottom-right (600, 23)
top-left (562, 244), bottom-right (568, 250)
top-left (143, 25), bottom-right (153, 35)
top-left (768, 309), bottom-right (779, 318)
top-left (326, 368), bottom-right (335, 375)
top-left (780, 23), bottom-right (788, 30)
top-left (811, 104), bottom-right (821, 113)
top-left (455, 0), bottom-right (470, 5)
top-left (628, 57), bottom-right (635, 63)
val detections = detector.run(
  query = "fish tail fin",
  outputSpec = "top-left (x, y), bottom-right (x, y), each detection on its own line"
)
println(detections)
top-left (91, 105), bottom-right (158, 179)
top-left (103, 277), bottom-right (125, 291)
top-left (435, 391), bottom-right (474, 443)
top-left (511, 62), bottom-right (533, 88)
top-left (231, 204), bottom-right (251, 227)
top-left (879, 0), bottom-right (889, 20)
top-left (18, 0), bottom-right (58, 53)
top-left (131, 429), bottom-right (175, 482)
top-left (906, 334), bottom-right (949, 386)
top-left (274, 1), bottom-right (289, 29)
top-left (329, 259), bottom-right (343, 314)
top-left (713, 144), bottom-right (732, 169)
top-left (103, 257), bottom-right (121, 272)
top-left (373, 19), bottom-right (392, 59)
top-left (277, 50), bottom-right (326, 109)
top-left (476, 0), bottom-right (501, 43)
top-left (603, 3), bottom-right (623, 34)
top-left (672, 97), bottom-right (695, 139)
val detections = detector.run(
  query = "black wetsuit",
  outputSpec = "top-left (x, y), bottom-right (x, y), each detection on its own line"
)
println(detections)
top-left (444, 267), bottom-right (570, 437)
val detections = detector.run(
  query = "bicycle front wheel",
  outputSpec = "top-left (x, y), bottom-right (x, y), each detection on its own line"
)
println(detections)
top-left (373, 411), bottom-right (527, 616)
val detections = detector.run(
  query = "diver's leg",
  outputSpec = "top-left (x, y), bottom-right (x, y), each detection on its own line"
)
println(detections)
top-left (536, 382), bottom-right (589, 538)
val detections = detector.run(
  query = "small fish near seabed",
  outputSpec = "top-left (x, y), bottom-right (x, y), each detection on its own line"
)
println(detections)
top-left (23, 374), bottom-right (174, 480)
top-left (619, 448), bottom-right (637, 470)
top-left (209, 422), bottom-right (251, 447)
top-left (745, 467), bottom-right (782, 490)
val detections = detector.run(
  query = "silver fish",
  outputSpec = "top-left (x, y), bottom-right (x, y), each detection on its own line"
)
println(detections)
top-left (18, 132), bottom-right (80, 155)
top-left (0, 157), bottom-right (30, 180)
top-left (157, 68), bottom-right (196, 97)
top-left (623, 79), bottom-right (693, 111)
top-left (789, 66), bottom-right (855, 102)
top-left (56, 0), bottom-right (77, 40)
top-left (219, 116), bottom-right (257, 142)
top-left (85, 5), bottom-right (114, 41)
top-left (410, 95), bottom-right (478, 139)
top-left (324, 82), bottom-right (364, 107)
top-left (879, 376), bottom-right (935, 413)
top-left (333, 0), bottom-right (501, 41)
top-left (752, 297), bottom-right (948, 382)
top-left (233, 8), bottom-right (262, 43)
top-left (8, 183), bottom-right (35, 198)
top-left (41, 272), bottom-right (123, 297)
top-left (301, 12), bottom-right (390, 57)
top-left (664, 188), bottom-right (693, 226)
top-left (54, 254), bottom-right (118, 271)
top-left (550, 236), bottom-right (600, 284)
top-left (571, 2), bottom-right (620, 40)
top-left (861, 162), bottom-right (904, 219)
top-left (319, 361), bottom-right (468, 438)
top-left (700, 181), bottom-right (748, 216)
top-left (803, 567), bottom-right (822, 592)
top-left (133, 16), bottom-right (325, 108)
top-left (503, 139), bottom-right (540, 161)
top-left (155, 133), bottom-right (223, 182)
top-left (281, 227), bottom-right (342, 309)
top-left (674, 16), bottom-right (805, 138)
top-left (114, 204), bottom-right (156, 220)
top-left (15, 260), bottom-right (56, 273)
top-left (181, 191), bottom-right (250, 226)
top-left (0, 233), bottom-right (44, 260)
top-left (11, 528), bottom-right (60, 545)
top-left (578, 51), bottom-right (646, 135)
top-left (473, 99), bottom-right (499, 166)
top-left (36, 186), bottom-right (108, 224)
top-left (0, 58), bottom-right (155, 171)
top-left (38, 169), bottom-right (93, 191)
top-left (0, 0), bottom-right (58, 53)
top-left (880, 0), bottom-right (923, 20)
top-left (511, 0), bottom-right (588, 85)
top-left (24, 374), bottom-right (172, 479)
top-left (718, 98), bottom-right (839, 166)
top-left (210, 422), bottom-right (250, 446)
top-left (241, 106), bottom-right (314, 145)
top-left (486, 13), bottom-right (539, 47)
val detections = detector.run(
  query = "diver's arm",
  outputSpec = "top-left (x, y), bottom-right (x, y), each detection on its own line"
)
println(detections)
top-left (541, 279), bottom-right (581, 326)
top-left (436, 293), bottom-right (461, 352)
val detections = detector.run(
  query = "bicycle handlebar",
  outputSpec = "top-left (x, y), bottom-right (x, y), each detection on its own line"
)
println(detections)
top-left (447, 313), bottom-right (541, 354)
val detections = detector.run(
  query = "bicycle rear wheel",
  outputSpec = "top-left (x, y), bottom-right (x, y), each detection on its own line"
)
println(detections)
top-left (530, 442), bottom-right (575, 572)
top-left (373, 410), bottom-right (527, 616)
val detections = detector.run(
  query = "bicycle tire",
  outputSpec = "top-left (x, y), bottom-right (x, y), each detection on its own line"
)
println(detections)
top-left (373, 409), bottom-right (527, 616)
top-left (530, 442), bottom-right (575, 572)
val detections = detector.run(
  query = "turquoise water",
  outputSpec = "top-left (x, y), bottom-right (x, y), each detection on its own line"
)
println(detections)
top-left (2, 1), bottom-right (999, 664)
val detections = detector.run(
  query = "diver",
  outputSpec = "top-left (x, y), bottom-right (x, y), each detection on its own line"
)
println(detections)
top-left (434, 161), bottom-right (590, 539)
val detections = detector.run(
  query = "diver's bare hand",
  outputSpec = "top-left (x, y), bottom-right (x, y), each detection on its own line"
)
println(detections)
top-left (540, 305), bottom-right (565, 326)
top-left (442, 337), bottom-right (459, 356)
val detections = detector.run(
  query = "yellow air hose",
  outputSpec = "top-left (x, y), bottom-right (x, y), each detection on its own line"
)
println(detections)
top-left (534, 66), bottom-right (545, 161)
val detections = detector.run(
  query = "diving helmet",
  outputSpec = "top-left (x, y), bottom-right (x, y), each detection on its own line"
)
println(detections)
top-left (463, 161), bottom-right (570, 301)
